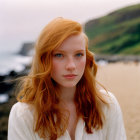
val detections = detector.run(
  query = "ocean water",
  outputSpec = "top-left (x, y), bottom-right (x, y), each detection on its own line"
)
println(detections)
top-left (0, 52), bottom-right (32, 75)
top-left (97, 60), bottom-right (108, 66)
top-left (0, 94), bottom-right (9, 103)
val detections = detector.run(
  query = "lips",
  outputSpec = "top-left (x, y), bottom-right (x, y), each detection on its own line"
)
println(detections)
top-left (63, 74), bottom-right (77, 79)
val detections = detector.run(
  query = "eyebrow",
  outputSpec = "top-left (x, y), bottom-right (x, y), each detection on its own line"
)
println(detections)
top-left (53, 49), bottom-right (85, 53)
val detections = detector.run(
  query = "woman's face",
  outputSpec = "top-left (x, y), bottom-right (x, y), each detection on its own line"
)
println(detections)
top-left (51, 33), bottom-right (86, 88)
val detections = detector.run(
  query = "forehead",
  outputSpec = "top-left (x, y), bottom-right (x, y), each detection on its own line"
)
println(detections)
top-left (55, 33), bottom-right (86, 51)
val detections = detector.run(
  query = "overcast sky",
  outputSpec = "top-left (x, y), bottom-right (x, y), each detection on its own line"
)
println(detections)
top-left (1, 0), bottom-right (140, 53)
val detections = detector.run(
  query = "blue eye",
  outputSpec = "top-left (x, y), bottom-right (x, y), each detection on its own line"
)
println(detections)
top-left (76, 53), bottom-right (83, 57)
top-left (54, 53), bottom-right (63, 57)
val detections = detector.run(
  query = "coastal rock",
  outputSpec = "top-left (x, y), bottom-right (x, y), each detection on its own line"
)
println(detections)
top-left (0, 75), bottom-right (14, 94)
top-left (18, 42), bottom-right (34, 56)
top-left (0, 68), bottom-right (30, 95)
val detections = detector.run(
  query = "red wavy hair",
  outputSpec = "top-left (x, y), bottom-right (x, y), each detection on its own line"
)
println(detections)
top-left (17, 17), bottom-right (108, 139)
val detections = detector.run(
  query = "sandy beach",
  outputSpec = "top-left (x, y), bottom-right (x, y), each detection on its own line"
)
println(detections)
top-left (97, 62), bottom-right (140, 140)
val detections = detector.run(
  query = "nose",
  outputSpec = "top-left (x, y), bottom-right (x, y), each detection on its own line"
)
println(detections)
top-left (65, 57), bottom-right (76, 71)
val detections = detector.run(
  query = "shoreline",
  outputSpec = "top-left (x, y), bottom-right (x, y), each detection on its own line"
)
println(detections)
top-left (95, 54), bottom-right (140, 63)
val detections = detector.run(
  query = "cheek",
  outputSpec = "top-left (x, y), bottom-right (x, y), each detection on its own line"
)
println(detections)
top-left (52, 60), bottom-right (61, 73)
top-left (51, 60), bottom-right (64, 75)
top-left (77, 58), bottom-right (86, 70)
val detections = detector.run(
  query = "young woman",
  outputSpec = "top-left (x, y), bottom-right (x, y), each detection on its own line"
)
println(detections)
top-left (8, 17), bottom-right (126, 140)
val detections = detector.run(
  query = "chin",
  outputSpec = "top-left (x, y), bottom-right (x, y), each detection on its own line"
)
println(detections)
top-left (60, 83), bottom-right (77, 88)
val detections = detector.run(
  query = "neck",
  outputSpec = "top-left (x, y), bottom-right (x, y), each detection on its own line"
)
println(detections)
top-left (59, 86), bottom-right (76, 103)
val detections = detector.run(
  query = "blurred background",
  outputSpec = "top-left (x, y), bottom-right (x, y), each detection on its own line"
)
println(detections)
top-left (0, 0), bottom-right (140, 139)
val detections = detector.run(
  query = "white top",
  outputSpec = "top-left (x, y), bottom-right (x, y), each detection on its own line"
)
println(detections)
top-left (8, 90), bottom-right (127, 140)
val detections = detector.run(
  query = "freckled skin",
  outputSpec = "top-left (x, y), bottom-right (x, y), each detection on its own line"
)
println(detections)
top-left (51, 34), bottom-right (86, 88)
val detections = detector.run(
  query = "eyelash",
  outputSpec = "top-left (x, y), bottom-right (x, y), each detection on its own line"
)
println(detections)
top-left (54, 53), bottom-right (63, 57)
top-left (75, 53), bottom-right (83, 57)
top-left (53, 53), bottom-right (84, 58)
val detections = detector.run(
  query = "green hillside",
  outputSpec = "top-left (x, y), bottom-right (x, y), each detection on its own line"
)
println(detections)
top-left (85, 3), bottom-right (140, 55)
